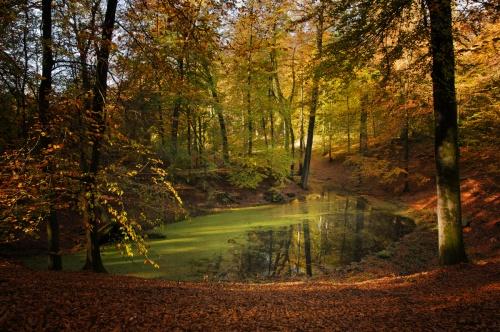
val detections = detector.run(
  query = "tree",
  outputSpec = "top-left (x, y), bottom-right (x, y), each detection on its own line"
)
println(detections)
top-left (359, 94), bottom-right (368, 156)
top-left (82, 0), bottom-right (118, 272)
top-left (426, 0), bottom-right (466, 264)
top-left (38, 0), bottom-right (61, 271)
top-left (204, 64), bottom-right (230, 164)
top-left (326, 0), bottom-right (467, 265)
top-left (301, 3), bottom-right (324, 189)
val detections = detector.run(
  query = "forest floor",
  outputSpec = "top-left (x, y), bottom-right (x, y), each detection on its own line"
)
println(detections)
top-left (1, 139), bottom-right (499, 331)
top-left (1, 256), bottom-right (499, 331)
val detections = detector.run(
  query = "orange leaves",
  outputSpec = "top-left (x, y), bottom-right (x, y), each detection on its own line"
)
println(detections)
top-left (1, 259), bottom-right (499, 331)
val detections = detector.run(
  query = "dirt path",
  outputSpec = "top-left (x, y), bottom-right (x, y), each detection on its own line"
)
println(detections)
top-left (307, 152), bottom-right (351, 191)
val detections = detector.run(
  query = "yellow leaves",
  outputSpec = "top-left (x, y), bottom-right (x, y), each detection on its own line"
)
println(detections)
top-left (127, 170), bottom-right (138, 177)
top-left (344, 155), bottom-right (405, 185)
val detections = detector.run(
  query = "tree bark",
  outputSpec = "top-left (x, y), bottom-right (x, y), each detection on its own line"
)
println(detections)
top-left (171, 58), bottom-right (184, 157)
top-left (246, 6), bottom-right (254, 156)
top-left (38, 0), bottom-right (61, 271)
top-left (359, 94), bottom-right (368, 156)
top-left (206, 69), bottom-right (229, 164)
top-left (426, 0), bottom-right (466, 265)
top-left (299, 78), bottom-right (305, 174)
top-left (82, 0), bottom-right (118, 273)
top-left (346, 96), bottom-right (351, 153)
top-left (171, 97), bottom-right (181, 156)
top-left (301, 5), bottom-right (324, 189)
top-left (401, 101), bottom-right (410, 192)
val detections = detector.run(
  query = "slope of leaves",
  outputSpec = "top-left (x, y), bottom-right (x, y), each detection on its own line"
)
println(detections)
top-left (0, 259), bottom-right (498, 331)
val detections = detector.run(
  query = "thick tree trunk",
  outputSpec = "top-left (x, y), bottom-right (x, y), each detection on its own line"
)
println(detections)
top-left (20, 6), bottom-right (29, 140)
top-left (301, 6), bottom-right (323, 189)
top-left (38, 0), bottom-right (61, 271)
top-left (82, 0), bottom-right (118, 273)
top-left (82, 190), bottom-right (105, 273)
top-left (426, 0), bottom-right (466, 265)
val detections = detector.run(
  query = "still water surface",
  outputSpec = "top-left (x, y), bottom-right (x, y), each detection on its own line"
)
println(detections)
top-left (27, 192), bottom-right (414, 281)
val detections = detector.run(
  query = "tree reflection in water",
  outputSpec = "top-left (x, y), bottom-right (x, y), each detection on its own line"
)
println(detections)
top-left (225, 197), bottom-right (414, 280)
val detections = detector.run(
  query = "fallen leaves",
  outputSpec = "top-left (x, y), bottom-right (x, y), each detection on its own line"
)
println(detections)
top-left (0, 260), bottom-right (499, 331)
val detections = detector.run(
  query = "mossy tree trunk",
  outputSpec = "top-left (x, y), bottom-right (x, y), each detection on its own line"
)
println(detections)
top-left (426, 0), bottom-right (467, 265)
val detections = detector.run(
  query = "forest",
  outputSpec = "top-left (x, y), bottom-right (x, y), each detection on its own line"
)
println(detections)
top-left (0, 0), bottom-right (499, 330)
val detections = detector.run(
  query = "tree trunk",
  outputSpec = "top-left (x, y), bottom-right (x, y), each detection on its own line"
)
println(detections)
top-left (171, 97), bottom-right (181, 157)
top-left (299, 79), bottom-right (305, 174)
top-left (261, 115), bottom-right (269, 148)
top-left (46, 208), bottom-right (61, 270)
top-left (401, 104), bottom-right (410, 192)
top-left (359, 94), bottom-right (368, 156)
top-left (82, 190), bottom-right (105, 273)
top-left (82, 0), bottom-right (118, 273)
top-left (301, 6), bottom-right (324, 189)
top-left (288, 115), bottom-right (295, 175)
top-left (208, 75), bottom-right (229, 164)
top-left (427, 0), bottom-right (466, 265)
top-left (38, 0), bottom-right (61, 271)
top-left (246, 7), bottom-right (254, 156)
top-left (346, 96), bottom-right (351, 153)
top-left (215, 106), bottom-right (229, 164)
top-left (328, 120), bottom-right (332, 161)
top-left (187, 109), bottom-right (192, 159)
top-left (171, 58), bottom-right (184, 157)
top-left (270, 107), bottom-right (275, 148)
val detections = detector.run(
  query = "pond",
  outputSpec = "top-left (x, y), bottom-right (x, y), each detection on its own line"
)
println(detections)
top-left (26, 192), bottom-right (415, 281)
